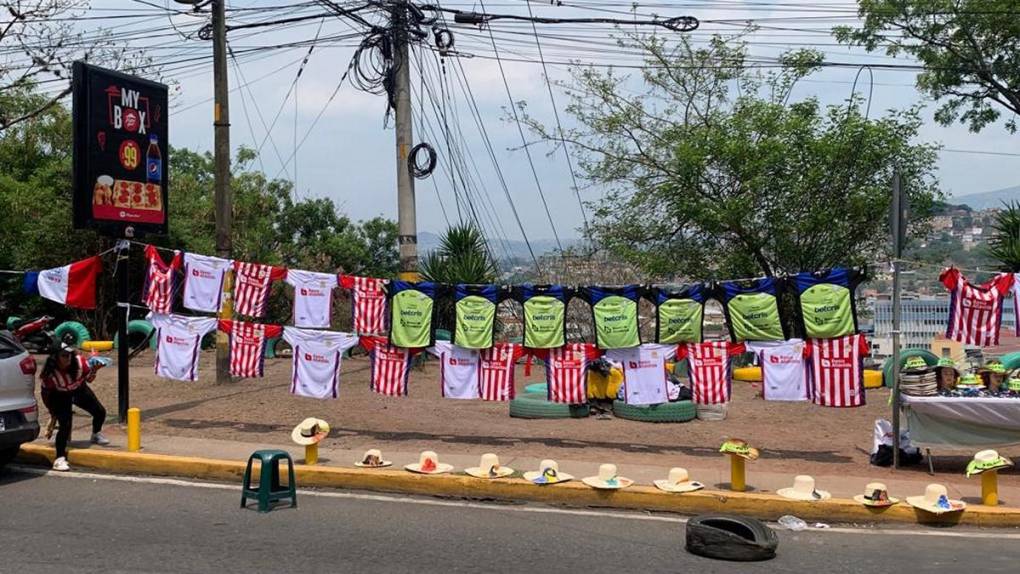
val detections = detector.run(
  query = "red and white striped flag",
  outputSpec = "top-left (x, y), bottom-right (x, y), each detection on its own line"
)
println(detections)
top-left (479, 343), bottom-right (523, 401)
top-left (680, 341), bottom-right (744, 405)
top-left (233, 261), bottom-right (286, 318)
top-left (219, 320), bottom-right (282, 378)
top-left (807, 334), bottom-right (868, 408)
top-left (542, 343), bottom-right (599, 404)
top-left (941, 268), bottom-right (1013, 346)
top-left (143, 245), bottom-right (182, 314)
top-left (340, 275), bottom-right (388, 334)
top-left (361, 336), bottom-right (413, 396)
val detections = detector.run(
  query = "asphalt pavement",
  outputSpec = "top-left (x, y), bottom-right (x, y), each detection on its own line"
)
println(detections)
top-left (1, 466), bottom-right (1015, 573)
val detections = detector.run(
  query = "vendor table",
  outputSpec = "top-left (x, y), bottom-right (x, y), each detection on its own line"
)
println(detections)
top-left (901, 395), bottom-right (1020, 449)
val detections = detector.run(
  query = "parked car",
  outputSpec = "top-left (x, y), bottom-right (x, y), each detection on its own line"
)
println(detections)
top-left (0, 329), bottom-right (39, 469)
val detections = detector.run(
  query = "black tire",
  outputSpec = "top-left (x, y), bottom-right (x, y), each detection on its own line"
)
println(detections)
top-left (509, 394), bottom-right (589, 419)
top-left (114, 319), bottom-right (156, 350)
top-left (54, 321), bottom-right (91, 347)
top-left (685, 515), bottom-right (778, 562)
top-left (882, 349), bottom-right (939, 387)
top-left (612, 400), bottom-right (696, 423)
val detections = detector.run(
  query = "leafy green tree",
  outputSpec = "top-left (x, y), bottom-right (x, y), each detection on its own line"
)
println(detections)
top-left (987, 202), bottom-right (1020, 271)
top-left (834, 1), bottom-right (1020, 133)
top-left (419, 224), bottom-right (498, 332)
top-left (525, 33), bottom-right (941, 279)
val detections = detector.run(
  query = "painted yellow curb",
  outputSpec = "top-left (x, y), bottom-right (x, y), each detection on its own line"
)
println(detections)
top-left (16, 444), bottom-right (1020, 527)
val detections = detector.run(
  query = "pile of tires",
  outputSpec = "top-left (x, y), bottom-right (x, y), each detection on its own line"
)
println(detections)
top-left (509, 393), bottom-right (589, 419)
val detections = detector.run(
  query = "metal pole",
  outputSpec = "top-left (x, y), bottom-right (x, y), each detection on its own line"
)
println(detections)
top-left (115, 240), bottom-right (130, 423)
top-left (891, 168), bottom-right (903, 469)
top-left (393, 0), bottom-right (418, 281)
top-left (212, 0), bottom-right (233, 383)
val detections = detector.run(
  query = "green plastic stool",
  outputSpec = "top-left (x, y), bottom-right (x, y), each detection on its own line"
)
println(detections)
top-left (241, 449), bottom-right (297, 513)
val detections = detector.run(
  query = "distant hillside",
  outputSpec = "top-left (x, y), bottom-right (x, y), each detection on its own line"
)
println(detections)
top-left (952, 185), bottom-right (1020, 210)
top-left (418, 231), bottom-right (576, 260)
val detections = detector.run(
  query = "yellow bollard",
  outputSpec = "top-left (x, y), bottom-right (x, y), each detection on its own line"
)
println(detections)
top-left (305, 443), bottom-right (319, 465)
top-left (730, 454), bottom-right (746, 492)
top-left (126, 407), bottom-right (141, 452)
top-left (981, 470), bottom-right (999, 506)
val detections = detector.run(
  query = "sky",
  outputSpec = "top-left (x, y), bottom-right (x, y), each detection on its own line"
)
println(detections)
top-left (74, 0), bottom-right (1020, 249)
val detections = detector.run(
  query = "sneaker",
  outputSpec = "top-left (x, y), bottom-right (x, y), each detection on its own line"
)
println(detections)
top-left (91, 432), bottom-right (110, 446)
top-left (52, 457), bottom-right (70, 472)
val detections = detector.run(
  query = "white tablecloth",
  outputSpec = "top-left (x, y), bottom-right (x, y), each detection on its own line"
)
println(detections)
top-left (901, 395), bottom-right (1020, 449)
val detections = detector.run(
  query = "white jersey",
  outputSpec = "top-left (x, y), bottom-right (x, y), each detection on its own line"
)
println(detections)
top-left (182, 253), bottom-right (232, 313)
top-left (149, 313), bottom-right (218, 381)
top-left (429, 341), bottom-right (480, 400)
top-left (606, 344), bottom-right (676, 406)
top-left (747, 339), bottom-right (809, 402)
top-left (282, 327), bottom-right (359, 400)
top-left (285, 269), bottom-right (338, 328)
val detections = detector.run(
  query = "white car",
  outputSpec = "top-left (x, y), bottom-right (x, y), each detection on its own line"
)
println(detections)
top-left (0, 329), bottom-right (39, 469)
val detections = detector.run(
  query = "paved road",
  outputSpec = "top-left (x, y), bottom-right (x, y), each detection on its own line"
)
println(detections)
top-left (1, 466), bottom-right (1015, 573)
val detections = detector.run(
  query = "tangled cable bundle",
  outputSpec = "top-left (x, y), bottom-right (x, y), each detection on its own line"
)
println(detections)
top-left (408, 142), bottom-right (437, 178)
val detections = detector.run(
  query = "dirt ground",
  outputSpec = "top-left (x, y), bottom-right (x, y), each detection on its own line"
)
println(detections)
top-left (50, 347), bottom-right (1020, 483)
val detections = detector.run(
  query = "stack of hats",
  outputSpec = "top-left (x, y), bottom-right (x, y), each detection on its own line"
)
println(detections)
top-left (899, 356), bottom-right (937, 396)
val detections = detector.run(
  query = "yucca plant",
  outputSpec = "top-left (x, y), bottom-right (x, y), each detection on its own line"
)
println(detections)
top-left (419, 224), bottom-right (499, 332)
top-left (986, 201), bottom-right (1020, 272)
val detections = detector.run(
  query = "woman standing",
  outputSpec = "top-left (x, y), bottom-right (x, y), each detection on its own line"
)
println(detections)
top-left (40, 342), bottom-right (109, 471)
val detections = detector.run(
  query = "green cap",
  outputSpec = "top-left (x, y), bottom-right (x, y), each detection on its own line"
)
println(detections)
top-left (985, 361), bottom-right (1006, 374)
top-left (958, 373), bottom-right (982, 387)
top-left (720, 439), bottom-right (759, 461)
top-left (903, 356), bottom-right (928, 370)
top-left (936, 357), bottom-right (958, 370)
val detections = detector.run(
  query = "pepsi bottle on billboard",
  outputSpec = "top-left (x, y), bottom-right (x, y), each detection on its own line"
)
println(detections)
top-left (146, 134), bottom-right (162, 184)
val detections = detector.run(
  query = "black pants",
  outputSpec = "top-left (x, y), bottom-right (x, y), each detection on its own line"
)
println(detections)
top-left (48, 385), bottom-right (106, 459)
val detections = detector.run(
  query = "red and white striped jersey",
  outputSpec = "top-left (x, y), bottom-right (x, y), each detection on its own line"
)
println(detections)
top-left (479, 343), bottom-right (523, 402)
top-left (340, 274), bottom-right (388, 335)
top-left (219, 320), bottom-right (282, 379)
top-left (533, 343), bottom-right (601, 404)
top-left (40, 354), bottom-right (92, 392)
top-left (807, 334), bottom-right (869, 408)
top-left (361, 336), bottom-right (416, 397)
top-left (143, 245), bottom-right (182, 314)
top-left (678, 342), bottom-right (745, 405)
top-left (940, 268), bottom-right (1013, 346)
top-left (233, 261), bottom-right (286, 318)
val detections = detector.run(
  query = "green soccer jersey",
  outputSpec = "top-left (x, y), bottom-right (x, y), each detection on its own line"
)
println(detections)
top-left (719, 277), bottom-right (785, 342)
top-left (657, 298), bottom-right (704, 344)
top-left (389, 282), bottom-right (437, 348)
top-left (513, 285), bottom-right (569, 349)
top-left (454, 286), bottom-right (498, 349)
top-left (584, 286), bottom-right (641, 349)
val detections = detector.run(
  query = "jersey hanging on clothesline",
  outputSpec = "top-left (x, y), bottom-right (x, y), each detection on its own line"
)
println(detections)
top-left (807, 334), bottom-right (868, 408)
top-left (531, 343), bottom-right (601, 404)
top-left (340, 274), bottom-right (388, 335)
top-left (282, 327), bottom-right (359, 399)
top-left (149, 313), bottom-right (218, 381)
top-left (361, 335), bottom-right (417, 397)
top-left (285, 269), bottom-right (338, 328)
top-left (511, 284), bottom-right (572, 349)
top-left (940, 268), bottom-right (1014, 346)
top-left (219, 320), bottom-right (282, 379)
top-left (716, 277), bottom-right (786, 342)
top-left (181, 253), bottom-right (232, 313)
top-left (789, 267), bottom-right (866, 339)
top-left (453, 284), bottom-right (504, 349)
top-left (429, 341), bottom-right (482, 399)
top-left (647, 284), bottom-right (708, 344)
top-left (605, 343), bottom-right (677, 406)
top-left (677, 341), bottom-right (745, 405)
top-left (388, 281), bottom-right (438, 348)
top-left (142, 245), bottom-right (182, 314)
top-left (746, 339), bottom-right (810, 402)
top-left (479, 343), bottom-right (523, 402)
top-left (233, 261), bottom-right (286, 318)
top-left (580, 286), bottom-right (642, 349)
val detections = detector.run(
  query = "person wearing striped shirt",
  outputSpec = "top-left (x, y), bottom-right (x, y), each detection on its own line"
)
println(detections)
top-left (40, 343), bottom-right (109, 471)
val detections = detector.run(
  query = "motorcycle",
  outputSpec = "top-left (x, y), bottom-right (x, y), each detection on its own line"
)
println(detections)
top-left (8, 316), bottom-right (60, 354)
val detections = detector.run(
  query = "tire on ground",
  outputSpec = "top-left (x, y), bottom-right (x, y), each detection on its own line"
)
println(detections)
top-left (881, 349), bottom-right (939, 387)
top-left (113, 319), bottom-right (156, 350)
top-left (54, 321), bottom-right (91, 347)
top-left (524, 383), bottom-right (548, 394)
top-left (685, 515), bottom-right (778, 562)
top-left (509, 394), bottom-right (589, 419)
top-left (612, 400), bottom-right (696, 423)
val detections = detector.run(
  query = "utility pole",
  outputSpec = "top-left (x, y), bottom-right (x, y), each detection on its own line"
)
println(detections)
top-left (392, 0), bottom-right (418, 281)
top-left (891, 168), bottom-right (904, 468)
top-left (212, 0), bottom-right (233, 383)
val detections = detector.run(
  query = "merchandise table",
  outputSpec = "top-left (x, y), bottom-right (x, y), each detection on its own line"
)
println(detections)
top-left (901, 395), bottom-right (1020, 449)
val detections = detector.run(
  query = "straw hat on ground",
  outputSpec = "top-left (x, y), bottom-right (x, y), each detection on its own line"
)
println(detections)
top-left (404, 450), bottom-right (454, 474)
top-left (354, 449), bottom-right (392, 468)
top-left (523, 459), bottom-right (573, 485)
top-left (719, 438), bottom-right (759, 461)
top-left (582, 463), bottom-right (633, 490)
top-left (966, 450), bottom-right (1013, 478)
top-left (290, 418), bottom-right (329, 446)
top-left (776, 475), bottom-right (831, 501)
top-left (465, 453), bottom-right (514, 479)
top-left (653, 467), bottom-right (704, 493)
top-left (906, 484), bottom-right (965, 514)
top-left (853, 482), bottom-right (899, 507)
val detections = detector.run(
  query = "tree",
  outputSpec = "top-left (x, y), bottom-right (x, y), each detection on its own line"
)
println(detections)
top-left (419, 224), bottom-right (498, 331)
top-left (986, 202), bottom-right (1020, 271)
top-left (834, 1), bottom-right (1020, 133)
top-left (524, 32), bottom-right (941, 280)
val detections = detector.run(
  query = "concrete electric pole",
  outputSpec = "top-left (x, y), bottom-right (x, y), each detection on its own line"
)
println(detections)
top-left (212, 0), bottom-right (233, 383)
top-left (392, 0), bottom-right (418, 281)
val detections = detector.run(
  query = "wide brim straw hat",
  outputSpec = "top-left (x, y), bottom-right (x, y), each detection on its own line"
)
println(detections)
top-left (354, 449), bottom-right (392, 468)
top-left (465, 453), bottom-right (514, 479)
top-left (776, 475), bottom-right (831, 501)
top-left (582, 463), bottom-right (633, 490)
top-left (906, 484), bottom-right (965, 514)
top-left (523, 460), bottom-right (573, 485)
top-left (405, 450), bottom-right (454, 474)
top-left (966, 450), bottom-right (1013, 477)
top-left (291, 418), bottom-right (329, 446)
top-left (852, 482), bottom-right (899, 507)
top-left (653, 467), bottom-right (704, 493)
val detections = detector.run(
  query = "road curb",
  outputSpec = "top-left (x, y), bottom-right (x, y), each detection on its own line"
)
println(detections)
top-left (16, 444), bottom-right (1020, 527)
